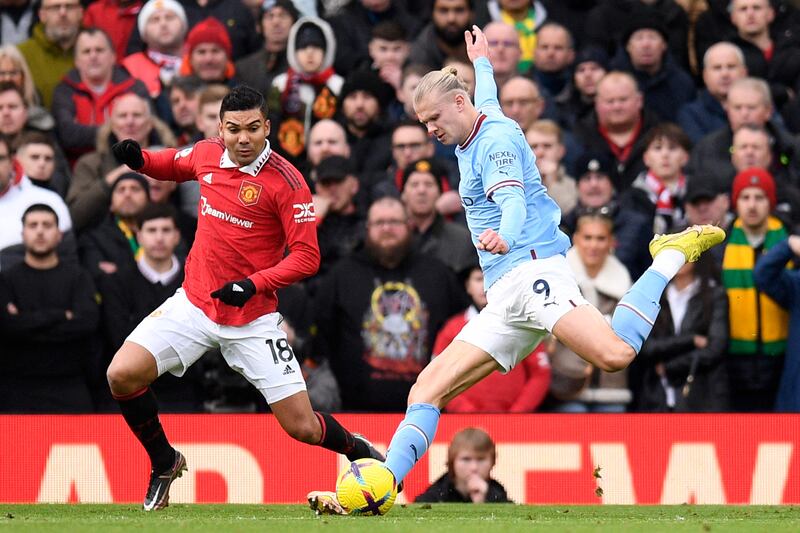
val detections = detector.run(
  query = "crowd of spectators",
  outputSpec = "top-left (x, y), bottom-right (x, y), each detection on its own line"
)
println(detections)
top-left (2, 0), bottom-right (800, 414)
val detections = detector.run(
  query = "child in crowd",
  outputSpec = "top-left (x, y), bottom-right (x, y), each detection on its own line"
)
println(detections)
top-left (415, 427), bottom-right (512, 503)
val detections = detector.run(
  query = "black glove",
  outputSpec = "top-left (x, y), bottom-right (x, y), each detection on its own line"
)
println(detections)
top-left (210, 278), bottom-right (257, 307)
top-left (111, 139), bottom-right (145, 169)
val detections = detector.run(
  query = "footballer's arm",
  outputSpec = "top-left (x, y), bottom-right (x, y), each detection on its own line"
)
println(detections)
top-left (249, 186), bottom-right (321, 293)
top-left (139, 145), bottom-right (200, 183)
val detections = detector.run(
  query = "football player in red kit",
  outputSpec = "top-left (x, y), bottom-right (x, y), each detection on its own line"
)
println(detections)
top-left (108, 86), bottom-right (382, 511)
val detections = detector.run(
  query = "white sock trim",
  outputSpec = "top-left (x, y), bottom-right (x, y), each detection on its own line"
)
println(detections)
top-left (650, 249), bottom-right (686, 280)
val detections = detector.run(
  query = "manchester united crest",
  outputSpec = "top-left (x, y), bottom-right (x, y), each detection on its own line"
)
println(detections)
top-left (238, 180), bottom-right (262, 206)
top-left (278, 118), bottom-right (305, 157)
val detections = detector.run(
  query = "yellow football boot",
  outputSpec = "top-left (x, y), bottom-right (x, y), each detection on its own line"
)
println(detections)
top-left (649, 224), bottom-right (726, 262)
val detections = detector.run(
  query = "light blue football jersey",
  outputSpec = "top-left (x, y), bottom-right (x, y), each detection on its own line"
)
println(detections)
top-left (457, 56), bottom-right (570, 289)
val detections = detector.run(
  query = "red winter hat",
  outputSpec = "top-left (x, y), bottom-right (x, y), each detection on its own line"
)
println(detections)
top-left (186, 17), bottom-right (232, 58)
top-left (731, 167), bottom-right (776, 208)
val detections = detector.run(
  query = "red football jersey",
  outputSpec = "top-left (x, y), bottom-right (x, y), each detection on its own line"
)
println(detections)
top-left (140, 139), bottom-right (320, 326)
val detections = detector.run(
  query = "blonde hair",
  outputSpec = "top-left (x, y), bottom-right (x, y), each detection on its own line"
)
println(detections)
top-left (413, 66), bottom-right (468, 109)
top-left (446, 427), bottom-right (496, 475)
top-left (527, 119), bottom-right (563, 144)
top-left (0, 45), bottom-right (38, 106)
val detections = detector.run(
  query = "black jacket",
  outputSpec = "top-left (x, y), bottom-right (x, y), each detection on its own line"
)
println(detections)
top-left (415, 474), bottom-right (512, 503)
top-left (634, 281), bottom-right (730, 412)
top-left (0, 261), bottom-right (99, 412)
top-left (573, 110), bottom-right (661, 192)
top-left (79, 215), bottom-right (138, 282)
top-left (313, 247), bottom-right (467, 411)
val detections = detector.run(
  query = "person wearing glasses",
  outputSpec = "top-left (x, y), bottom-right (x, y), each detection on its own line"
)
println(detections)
top-left (16, 0), bottom-right (83, 109)
top-left (483, 21), bottom-right (520, 89)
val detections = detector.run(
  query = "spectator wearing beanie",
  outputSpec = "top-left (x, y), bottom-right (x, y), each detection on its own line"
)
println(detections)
top-left (79, 171), bottom-right (151, 281)
top-left (584, 0), bottom-right (690, 71)
top-left (178, 17), bottom-right (236, 84)
top-left (400, 158), bottom-right (476, 275)
top-left (337, 69), bottom-right (395, 173)
top-left (609, 7), bottom-right (695, 122)
top-left (268, 17), bottom-right (343, 164)
top-left (554, 46), bottom-right (609, 131)
top-left (83, 1), bottom-right (144, 59)
top-left (722, 167), bottom-right (788, 412)
top-left (235, 0), bottom-right (300, 96)
top-left (123, 0), bottom-right (189, 100)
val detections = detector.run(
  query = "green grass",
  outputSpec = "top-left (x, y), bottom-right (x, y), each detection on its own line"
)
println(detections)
top-left (1, 504), bottom-right (799, 532)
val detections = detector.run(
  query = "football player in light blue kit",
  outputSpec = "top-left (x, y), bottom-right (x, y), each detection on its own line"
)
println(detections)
top-left (309, 26), bottom-right (724, 514)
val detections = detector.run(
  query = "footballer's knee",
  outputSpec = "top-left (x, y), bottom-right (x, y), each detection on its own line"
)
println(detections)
top-left (106, 344), bottom-right (157, 396)
top-left (595, 340), bottom-right (636, 373)
top-left (106, 361), bottom-right (145, 396)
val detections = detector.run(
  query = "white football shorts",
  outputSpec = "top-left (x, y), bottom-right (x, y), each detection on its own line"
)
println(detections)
top-left (455, 254), bottom-right (589, 372)
top-left (126, 288), bottom-right (306, 404)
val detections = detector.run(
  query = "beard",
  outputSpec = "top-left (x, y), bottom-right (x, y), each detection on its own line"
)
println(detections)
top-left (365, 234), bottom-right (412, 269)
top-left (27, 245), bottom-right (58, 259)
top-left (45, 24), bottom-right (79, 47)
top-left (435, 23), bottom-right (470, 46)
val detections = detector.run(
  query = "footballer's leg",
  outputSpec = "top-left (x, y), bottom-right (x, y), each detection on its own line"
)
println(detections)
top-left (270, 390), bottom-right (384, 461)
top-left (381, 340), bottom-right (499, 486)
top-left (107, 341), bottom-right (186, 511)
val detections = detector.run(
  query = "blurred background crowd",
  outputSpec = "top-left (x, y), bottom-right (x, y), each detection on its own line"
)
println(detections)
top-left (1, 0), bottom-right (800, 415)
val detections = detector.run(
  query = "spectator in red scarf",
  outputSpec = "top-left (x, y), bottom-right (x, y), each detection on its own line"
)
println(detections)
top-left (268, 17), bottom-right (343, 165)
top-left (626, 123), bottom-right (692, 236)
top-left (123, 0), bottom-right (189, 101)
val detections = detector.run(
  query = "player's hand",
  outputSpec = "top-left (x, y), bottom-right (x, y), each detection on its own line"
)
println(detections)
top-left (466, 474), bottom-right (489, 503)
top-left (465, 25), bottom-right (489, 63)
top-left (210, 278), bottom-right (257, 307)
top-left (477, 228), bottom-right (509, 255)
top-left (111, 139), bottom-right (144, 170)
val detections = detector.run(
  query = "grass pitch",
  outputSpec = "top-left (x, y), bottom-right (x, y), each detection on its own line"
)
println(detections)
top-left (1, 504), bottom-right (798, 532)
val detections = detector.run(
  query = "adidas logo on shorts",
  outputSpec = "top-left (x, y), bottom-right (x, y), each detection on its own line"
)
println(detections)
top-left (282, 365), bottom-right (294, 375)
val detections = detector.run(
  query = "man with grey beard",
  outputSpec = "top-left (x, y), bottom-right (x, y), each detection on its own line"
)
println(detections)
top-left (17, 0), bottom-right (83, 109)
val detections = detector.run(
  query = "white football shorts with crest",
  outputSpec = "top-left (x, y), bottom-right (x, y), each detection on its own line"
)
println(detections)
top-left (126, 288), bottom-right (306, 403)
top-left (455, 254), bottom-right (589, 372)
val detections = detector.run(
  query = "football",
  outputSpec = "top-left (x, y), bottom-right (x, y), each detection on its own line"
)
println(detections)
top-left (335, 458), bottom-right (398, 515)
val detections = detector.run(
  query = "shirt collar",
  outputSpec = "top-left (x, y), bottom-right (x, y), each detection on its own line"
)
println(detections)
top-left (219, 140), bottom-right (272, 177)
top-left (137, 255), bottom-right (181, 285)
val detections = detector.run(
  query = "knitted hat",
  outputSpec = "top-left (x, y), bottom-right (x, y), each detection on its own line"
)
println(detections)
top-left (622, 7), bottom-right (669, 45)
top-left (339, 69), bottom-right (393, 109)
top-left (138, 0), bottom-right (188, 37)
top-left (574, 46), bottom-right (609, 71)
top-left (731, 167), bottom-right (776, 208)
top-left (186, 17), bottom-right (233, 58)
top-left (574, 152), bottom-right (613, 180)
top-left (401, 158), bottom-right (446, 192)
top-left (111, 172), bottom-right (150, 195)
top-left (295, 22), bottom-right (326, 51)
top-left (684, 179), bottom-right (721, 204)
top-left (316, 155), bottom-right (354, 183)
top-left (261, 0), bottom-right (300, 21)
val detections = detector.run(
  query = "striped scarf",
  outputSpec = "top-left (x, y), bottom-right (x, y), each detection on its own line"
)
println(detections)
top-left (722, 216), bottom-right (789, 355)
top-left (116, 217), bottom-right (142, 262)
top-left (501, 8), bottom-right (536, 72)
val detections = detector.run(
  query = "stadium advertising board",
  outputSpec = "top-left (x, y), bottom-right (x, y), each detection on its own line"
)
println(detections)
top-left (1, 414), bottom-right (798, 505)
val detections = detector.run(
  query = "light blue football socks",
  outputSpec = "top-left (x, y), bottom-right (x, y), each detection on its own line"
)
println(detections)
top-left (611, 268), bottom-right (668, 353)
top-left (384, 403), bottom-right (440, 483)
